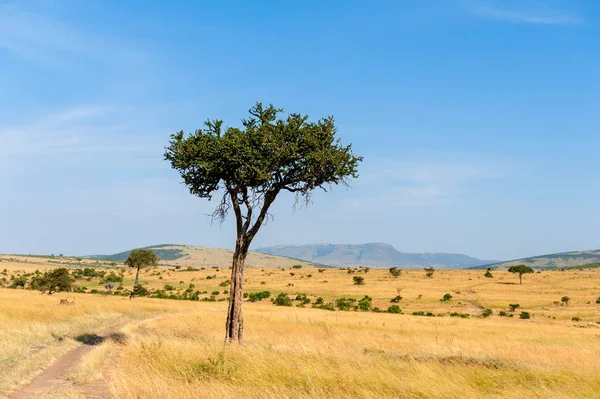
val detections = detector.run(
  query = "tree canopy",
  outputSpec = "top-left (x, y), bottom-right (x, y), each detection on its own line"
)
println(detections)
top-left (164, 102), bottom-right (362, 239)
top-left (124, 249), bottom-right (159, 270)
top-left (508, 264), bottom-right (534, 284)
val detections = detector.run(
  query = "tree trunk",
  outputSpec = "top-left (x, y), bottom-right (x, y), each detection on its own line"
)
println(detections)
top-left (132, 267), bottom-right (140, 299)
top-left (519, 274), bottom-right (522, 285)
top-left (225, 237), bottom-right (248, 344)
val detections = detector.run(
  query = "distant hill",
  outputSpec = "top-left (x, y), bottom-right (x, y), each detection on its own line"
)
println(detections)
top-left (255, 243), bottom-right (497, 269)
top-left (90, 244), bottom-right (320, 269)
top-left (473, 249), bottom-right (600, 270)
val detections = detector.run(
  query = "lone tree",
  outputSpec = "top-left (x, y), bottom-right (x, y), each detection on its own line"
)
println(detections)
top-left (165, 102), bottom-right (361, 344)
top-left (125, 249), bottom-right (158, 298)
top-left (508, 264), bottom-right (534, 285)
top-left (424, 267), bottom-right (435, 278)
top-left (36, 268), bottom-right (75, 295)
top-left (353, 276), bottom-right (365, 285)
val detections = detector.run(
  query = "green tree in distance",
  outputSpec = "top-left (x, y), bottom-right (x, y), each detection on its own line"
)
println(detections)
top-left (125, 249), bottom-right (158, 298)
top-left (508, 264), bottom-right (534, 285)
top-left (165, 102), bottom-right (362, 344)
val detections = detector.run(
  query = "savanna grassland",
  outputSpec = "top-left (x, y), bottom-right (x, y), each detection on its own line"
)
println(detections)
top-left (1, 255), bottom-right (600, 398)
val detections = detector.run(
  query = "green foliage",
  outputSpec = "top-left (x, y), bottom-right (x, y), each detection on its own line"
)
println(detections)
top-left (164, 284), bottom-right (175, 291)
top-left (219, 280), bottom-right (230, 287)
top-left (164, 102), bottom-right (362, 208)
top-left (596, 296), bottom-right (600, 304)
top-left (292, 265), bottom-right (302, 269)
top-left (481, 309), bottom-right (493, 318)
top-left (509, 303), bottom-right (520, 312)
top-left (508, 264), bottom-right (534, 284)
top-left (273, 293), bottom-right (293, 307)
top-left (572, 317), bottom-right (581, 322)
top-left (561, 296), bottom-right (570, 306)
top-left (357, 296), bottom-right (372, 311)
top-left (519, 311), bottom-right (531, 319)
top-left (484, 270), bottom-right (493, 278)
top-left (125, 249), bottom-right (159, 270)
top-left (498, 311), bottom-right (514, 317)
top-left (412, 311), bottom-right (435, 317)
top-left (295, 294), bottom-right (311, 305)
top-left (441, 293), bottom-right (453, 302)
top-left (387, 305), bottom-right (401, 314)
top-left (353, 276), bottom-right (365, 285)
top-left (389, 267), bottom-right (401, 278)
top-left (212, 291), bottom-right (220, 296)
top-left (133, 284), bottom-right (149, 297)
top-left (335, 297), bottom-right (356, 311)
top-left (390, 295), bottom-right (403, 303)
top-left (248, 291), bottom-right (271, 302)
top-left (450, 312), bottom-right (470, 318)
top-left (34, 268), bottom-right (75, 294)
top-left (314, 297), bottom-right (324, 305)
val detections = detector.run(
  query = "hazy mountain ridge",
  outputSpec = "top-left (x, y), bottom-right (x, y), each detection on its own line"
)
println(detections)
top-left (473, 249), bottom-right (600, 270)
top-left (255, 243), bottom-right (497, 269)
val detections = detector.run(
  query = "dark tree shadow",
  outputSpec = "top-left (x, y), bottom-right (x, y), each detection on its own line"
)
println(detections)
top-left (74, 332), bottom-right (129, 346)
top-left (496, 282), bottom-right (517, 285)
top-left (75, 333), bottom-right (105, 346)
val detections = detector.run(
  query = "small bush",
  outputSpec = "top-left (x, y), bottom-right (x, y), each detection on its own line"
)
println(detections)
top-left (572, 317), bottom-right (581, 322)
top-left (273, 293), bottom-right (292, 307)
top-left (292, 265), bottom-right (302, 269)
top-left (387, 305), bottom-right (401, 314)
top-left (561, 296), bottom-right (570, 306)
top-left (484, 270), bottom-right (493, 278)
top-left (596, 296), bottom-right (600, 304)
top-left (318, 269), bottom-right (326, 273)
top-left (335, 297), bottom-right (356, 311)
top-left (441, 293), bottom-right (453, 302)
top-left (358, 296), bottom-right (372, 311)
top-left (353, 276), bottom-right (365, 285)
top-left (481, 309), bottom-right (493, 318)
top-left (389, 267), bottom-right (401, 278)
top-left (498, 311), bottom-right (513, 317)
top-left (219, 280), bottom-right (230, 287)
top-left (519, 311), bottom-right (530, 319)
top-left (390, 295), bottom-right (402, 303)
top-left (314, 297), bottom-right (324, 305)
top-left (509, 303), bottom-right (520, 312)
top-left (164, 285), bottom-right (175, 291)
top-left (212, 291), bottom-right (220, 296)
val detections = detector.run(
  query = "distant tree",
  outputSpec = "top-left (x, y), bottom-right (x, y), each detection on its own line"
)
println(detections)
top-left (484, 269), bottom-right (494, 278)
top-left (508, 265), bottom-right (534, 285)
top-left (124, 249), bottom-right (158, 299)
top-left (509, 303), bottom-right (520, 312)
top-left (353, 276), bottom-right (365, 285)
top-left (424, 267), bottom-right (435, 278)
top-left (36, 268), bottom-right (75, 295)
top-left (389, 267), bottom-right (401, 278)
top-left (561, 296), bottom-right (570, 306)
top-left (165, 102), bottom-right (361, 344)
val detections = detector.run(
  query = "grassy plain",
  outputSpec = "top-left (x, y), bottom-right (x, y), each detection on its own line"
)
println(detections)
top-left (1, 255), bottom-right (599, 398)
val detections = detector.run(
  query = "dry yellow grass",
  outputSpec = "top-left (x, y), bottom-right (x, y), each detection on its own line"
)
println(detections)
top-left (2, 265), bottom-right (600, 398)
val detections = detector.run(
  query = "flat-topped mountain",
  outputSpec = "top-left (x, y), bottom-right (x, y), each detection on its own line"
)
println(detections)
top-left (255, 243), bottom-right (497, 269)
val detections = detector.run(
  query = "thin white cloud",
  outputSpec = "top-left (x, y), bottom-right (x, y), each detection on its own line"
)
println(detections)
top-left (469, 1), bottom-right (581, 25)
top-left (0, 4), bottom-right (145, 68)
top-left (343, 158), bottom-right (506, 209)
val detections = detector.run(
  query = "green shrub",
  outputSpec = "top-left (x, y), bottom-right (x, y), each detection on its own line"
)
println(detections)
top-left (164, 284), bottom-right (175, 291)
top-left (441, 293), bottom-right (453, 302)
top-left (572, 317), bottom-right (581, 322)
top-left (219, 280), bottom-right (230, 287)
top-left (412, 311), bottom-right (435, 317)
top-left (481, 309), bottom-right (493, 318)
top-left (390, 295), bottom-right (402, 303)
top-left (295, 294), bottom-right (310, 305)
top-left (249, 291), bottom-right (271, 302)
top-left (358, 296), bottom-right (372, 311)
top-left (387, 305), bottom-right (401, 314)
top-left (449, 312), bottom-right (470, 318)
top-left (519, 311), bottom-right (530, 319)
top-left (596, 296), bottom-right (600, 304)
top-left (273, 293), bottom-right (292, 307)
top-left (292, 265), bottom-right (302, 269)
top-left (318, 269), bottom-right (326, 273)
top-left (212, 291), bottom-right (220, 296)
top-left (509, 304), bottom-right (520, 312)
top-left (389, 267), bottom-right (401, 278)
top-left (353, 276), bottom-right (365, 285)
top-left (314, 297), bottom-right (324, 305)
top-left (335, 297), bottom-right (356, 311)
top-left (484, 270), bottom-right (493, 278)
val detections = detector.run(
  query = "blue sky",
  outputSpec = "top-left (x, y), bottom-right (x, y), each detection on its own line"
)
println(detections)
top-left (1, 0), bottom-right (598, 260)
